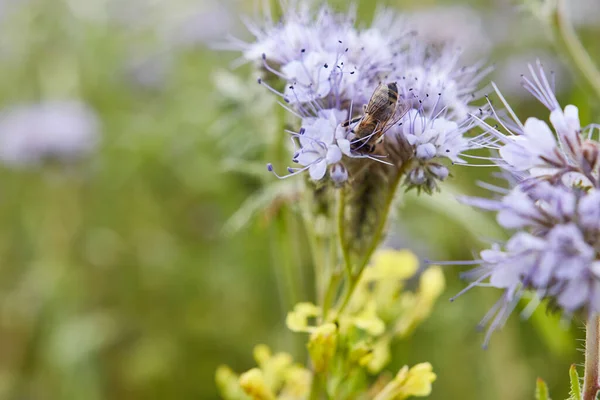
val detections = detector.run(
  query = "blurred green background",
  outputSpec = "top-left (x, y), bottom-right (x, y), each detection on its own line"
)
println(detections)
top-left (0, 0), bottom-right (598, 399)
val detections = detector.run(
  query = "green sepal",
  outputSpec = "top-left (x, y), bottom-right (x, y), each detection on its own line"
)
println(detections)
top-left (568, 364), bottom-right (582, 400)
top-left (535, 378), bottom-right (551, 400)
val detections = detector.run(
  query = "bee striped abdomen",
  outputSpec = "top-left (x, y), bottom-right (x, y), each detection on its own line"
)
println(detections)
top-left (387, 83), bottom-right (398, 105)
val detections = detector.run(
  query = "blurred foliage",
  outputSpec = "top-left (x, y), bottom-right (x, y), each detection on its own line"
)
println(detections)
top-left (0, 0), bottom-right (597, 399)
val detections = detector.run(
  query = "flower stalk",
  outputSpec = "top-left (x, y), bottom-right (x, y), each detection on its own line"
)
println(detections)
top-left (552, 0), bottom-right (600, 102)
top-left (584, 313), bottom-right (600, 400)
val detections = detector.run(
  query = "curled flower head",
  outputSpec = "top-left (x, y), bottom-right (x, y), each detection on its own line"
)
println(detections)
top-left (472, 60), bottom-right (598, 188)
top-left (450, 60), bottom-right (600, 346)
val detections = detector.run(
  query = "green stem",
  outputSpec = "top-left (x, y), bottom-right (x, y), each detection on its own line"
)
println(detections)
top-left (552, 0), bottom-right (600, 101)
top-left (309, 373), bottom-right (324, 400)
top-left (583, 313), bottom-right (600, 400)
top-left (321, 270), bottom-right (341, 319)
top-left (337, 189), bottom-right (352, 288)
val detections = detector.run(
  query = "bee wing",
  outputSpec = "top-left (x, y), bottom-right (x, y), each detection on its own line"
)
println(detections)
top-left (394, 100), bottom-right (411, 121)
top-left (372, 100), bottom-right (412, 137)
top-left (364, 83), bottom-right (389, 114)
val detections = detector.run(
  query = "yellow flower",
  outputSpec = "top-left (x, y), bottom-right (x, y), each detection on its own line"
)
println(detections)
top-left (364, 336), bottom-right (392, 374)
top-left (239, 368), bottom-right (276, 400)
top-left (253, 344), bottom-right (272, 366)
top-left (351, 299), bottom-right (386, 336)
top-left (215, 365), bottom-right (251, 400)
top-left (307, 322), bottom-right (337, 373)
top-left (373, 363), bottom-right (437, 400)
top-left (400, 363), bottom-right (436, 396)
top-left (279, 365), bottom-right (312, 400)
top-left (364, 250), bottom-right (419, 282)
top-left (419, 266), bottom-right (445, 301)
top-left (253, 345), bottom-right (293, 392)
top-left (352, 249), bottom-right (421, 319)
top-left (286, 302), bottom-right (321, 332)
top-left (394, 266), bottom-right (445, 338)
top-left (218, 345), bottom-right (312, 400)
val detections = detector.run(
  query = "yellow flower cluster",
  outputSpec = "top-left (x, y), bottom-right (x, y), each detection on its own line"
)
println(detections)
top-left (217, 250), bottom-right (442, 400)
top-left (286, 250), bottom-right (444, 375)
top-left (216, 345), bottom-right (311, 400)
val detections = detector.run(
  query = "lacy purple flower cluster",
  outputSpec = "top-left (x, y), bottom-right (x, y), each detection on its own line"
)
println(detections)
top-left (229, 2), bottom-right (488, 190)
top-left (458, 62), bottom-right (600, 346)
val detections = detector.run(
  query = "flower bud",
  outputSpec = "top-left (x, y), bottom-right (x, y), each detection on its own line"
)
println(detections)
top-left (307, 323), bottom-right (338, 373)
top-left (239, 368), bottom-right (276, 400)
top-left (408, 167), bottom-right (426, 185)
top-left (415, 143), bottom-right (436, 160)
top-left (582, 139), bottom-right (599, 172)
top-left (427, 164), bottom-right (449, 180)
top-left (286, 302), bottom-right (321, 332)
top-left (330, 162), bottom-right (349, 186)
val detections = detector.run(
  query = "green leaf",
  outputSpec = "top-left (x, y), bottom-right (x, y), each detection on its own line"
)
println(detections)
top-left (222, 180), bottom-right (300, 235)
top-left (568, 364), bottom-right (582, 400)
top-left (535, 378), bottom-right (551, 400)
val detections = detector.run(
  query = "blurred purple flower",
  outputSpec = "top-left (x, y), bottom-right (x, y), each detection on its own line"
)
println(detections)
top-left (457, 182), bottom-right (600, 346)
top-left (0, 100), bottom-right (100, 168)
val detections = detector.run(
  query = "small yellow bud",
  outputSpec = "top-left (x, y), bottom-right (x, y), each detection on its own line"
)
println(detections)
top-left (286, 302), bottom-right (321, 332)
top-left (280, 365), bottom-right (312, 399)
top-left (239, 368), bottom-right (276, 400)
top-left (365, 337), bottom-right (391, 374)
top-left (263, 352), bottom-right (293, 389)
top-left (253, 344), bottom-right (272, 367)
top-left (419, 266), bottom-right (445, 300)
top-left (349, 340), bottom-right (373, 365)
top-left (215, 365), bottom-right (249, 400)
top-left (307, 323), bottom-right (337, 373)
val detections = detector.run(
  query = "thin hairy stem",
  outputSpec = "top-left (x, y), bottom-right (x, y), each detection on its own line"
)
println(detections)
top-left (552, 0), bottom-right (600, 102)
top-left (583, 313), bottom-right (600, 400)
top-left (337, 189), bottom-right (353, 290)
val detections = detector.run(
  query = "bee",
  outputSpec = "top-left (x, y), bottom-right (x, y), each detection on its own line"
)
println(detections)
top-left (342, 82), bottom-right (409, 154)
